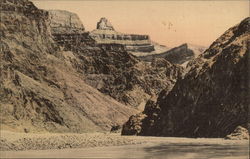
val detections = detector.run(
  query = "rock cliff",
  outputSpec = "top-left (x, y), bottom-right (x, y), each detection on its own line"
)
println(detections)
top-left (48, 10), bottom-right (85, 34)
top-left (48, 12), bottom-right (183, 108)
top-left (122, 17), bottom-right (250, 138)
top-left (90, 18), bottom-right (155, 53)
top-left (138, 43), bottom-right (206, 66)
top-left (53, 37), bottom-right (183, 108)
top-left (0, 0), bottom-right (138, 133)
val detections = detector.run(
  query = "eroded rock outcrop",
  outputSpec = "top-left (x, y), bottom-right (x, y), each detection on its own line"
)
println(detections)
top-left (90, 18), bottom-right (155, 53)
top-left (56, 39), bottom-right (183, 108)
top-left (225, 126), bottom-right (249, 140)
top-left (0, 0), bottom-right (138, 133)
top-left (48, 10), bottom-right (85, 34)
top-left (97, 17), bottom-right (114, 30)
top-left (47, 10), bottom-right (95, 47)
top-left (122, 17), bottom-right (250, 137)
top-left (122, 97), bottom-right (157, 135)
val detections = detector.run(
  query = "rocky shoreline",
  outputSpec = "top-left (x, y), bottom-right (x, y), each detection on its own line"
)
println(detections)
top-left (1, 130), bottom-right (248, 152)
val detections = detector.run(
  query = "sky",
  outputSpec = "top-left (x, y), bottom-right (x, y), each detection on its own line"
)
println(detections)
top-left (32, 0), bottom-right (249, 47)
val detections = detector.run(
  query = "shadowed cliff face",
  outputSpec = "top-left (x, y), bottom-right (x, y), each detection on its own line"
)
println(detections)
top-left (48, 11), bottom-right (183, 108)
top-left (0, 0), bottom-right (138, 133)
top-left (122, 17), bottom-right (250, 137)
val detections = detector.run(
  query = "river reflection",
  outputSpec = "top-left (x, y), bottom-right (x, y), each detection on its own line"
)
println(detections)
top-left (143, 143), bottom-right (248, 159)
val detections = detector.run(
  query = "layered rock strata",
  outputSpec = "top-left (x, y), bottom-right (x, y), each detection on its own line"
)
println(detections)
top-left (48, 10), bottom-right (85, 34)
top-left (48, 11), bottom-right (183, 108)
top-left (138, 43), bottom-right (206, 66)
top-left (90, 18), bottom-right (155, 52)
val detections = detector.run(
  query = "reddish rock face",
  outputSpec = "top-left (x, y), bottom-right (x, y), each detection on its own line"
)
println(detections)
top-left (122, 17), bottom-right (250, 138)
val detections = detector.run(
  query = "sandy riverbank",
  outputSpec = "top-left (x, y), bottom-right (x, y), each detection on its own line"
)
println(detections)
top-left (0, 131), bottom-right (147, 151)
top-left (1, 130), bottom-right (249, 152)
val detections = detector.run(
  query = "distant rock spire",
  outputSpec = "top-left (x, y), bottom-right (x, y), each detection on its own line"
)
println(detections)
top-left (96, 17), bottom-right (115, 30)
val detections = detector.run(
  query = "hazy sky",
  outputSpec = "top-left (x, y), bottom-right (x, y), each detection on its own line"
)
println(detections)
top-left (32, 0), bottom-right (249, 47)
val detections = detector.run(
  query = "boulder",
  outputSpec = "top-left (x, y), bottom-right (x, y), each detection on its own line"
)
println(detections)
top-left (225, 126), bottom-right (249, 140)
top-left (121, 113), bottom-right (147, 135)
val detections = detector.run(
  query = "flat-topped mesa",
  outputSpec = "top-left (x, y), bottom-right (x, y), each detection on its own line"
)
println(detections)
top-left (48, 10), bottom-right (85, 34)
top-left (90, 17), bottom-right (155, 52)
top-left (137, 43), bottom-right (206, 66)
top-left (97, 17), bottom-right (115, 30)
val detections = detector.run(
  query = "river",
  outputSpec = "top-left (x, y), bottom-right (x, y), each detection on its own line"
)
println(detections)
top-left (1, 137), bottom-right (249, 159)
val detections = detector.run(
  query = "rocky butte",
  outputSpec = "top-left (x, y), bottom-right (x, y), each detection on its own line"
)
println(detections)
top-left (90, 17), bottom-right (155, 53)
top-left (48, 14), bottom-right (205, 67)
top-left (122, 17), bottom-right (250, 139)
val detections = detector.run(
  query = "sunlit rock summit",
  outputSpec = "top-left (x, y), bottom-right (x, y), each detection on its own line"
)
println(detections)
top-left (97, 17), bottom-right (115, 30)
top-left (49, 10), bottom-right (85, 34)
top-left (90, 17), bottom-right (155, 53)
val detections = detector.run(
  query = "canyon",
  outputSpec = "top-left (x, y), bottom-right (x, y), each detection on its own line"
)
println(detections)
top-left (0, 0), bottom-right (183, 134)
top-left (0, 1), bottom-right (248, 157)
top-left (122, 17), bottom-right (250, 139)
top-left (48, 10), bottom-right (183, 108)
